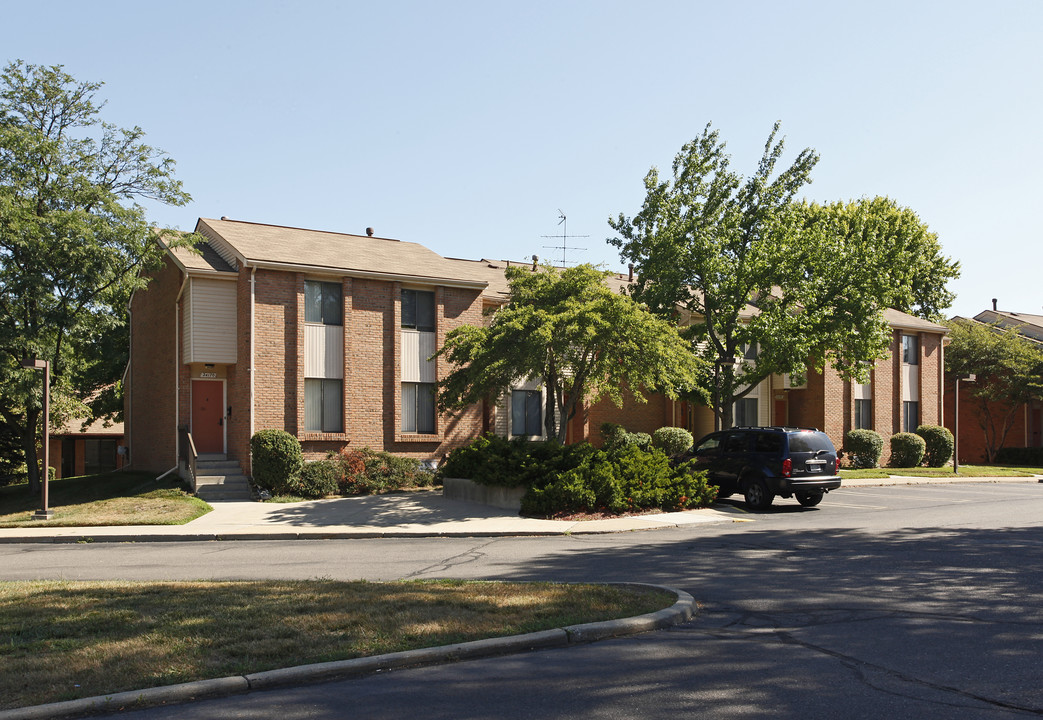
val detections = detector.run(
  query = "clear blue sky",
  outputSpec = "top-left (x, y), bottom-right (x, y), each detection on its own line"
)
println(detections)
top-left (6, 0), bottom-right (1041, 319)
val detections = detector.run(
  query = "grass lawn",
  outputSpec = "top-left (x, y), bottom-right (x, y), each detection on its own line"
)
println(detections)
top-left (840, 464), bottom-right (1043, 479)
top-left (0, 471), bottom-right (210, 527)
top-left (0, 579), bottom-right (674, 710)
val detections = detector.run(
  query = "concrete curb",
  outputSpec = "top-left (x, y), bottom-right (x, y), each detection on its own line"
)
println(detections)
top-left (0, 584), bottom-right (695, 720)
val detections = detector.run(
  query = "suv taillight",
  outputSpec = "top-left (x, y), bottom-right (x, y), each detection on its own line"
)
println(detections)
top-left (782, 458), bottom-right (792, 477)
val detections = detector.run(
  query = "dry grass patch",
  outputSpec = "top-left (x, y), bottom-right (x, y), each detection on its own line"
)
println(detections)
top-left (0, 472), bottom-right (210, 527)
top-left (0, 579), bottom-right (674, 710)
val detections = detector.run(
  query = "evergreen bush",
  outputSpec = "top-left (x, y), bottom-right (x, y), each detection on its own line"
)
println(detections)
top-left (250, 429), bottom-right (303, 494)
top-left (329, 447), bottom-right (434, 495)
top-left (652, 427), bottom-right (694, 455)
top-left (843, 429), bottom-right (884, 468)
top-left (290, 460), bottom-right (340, 498)
top-left (916, 425), bottom-right (954, 467)
top-left (889, 432), bottom-right (926, 468)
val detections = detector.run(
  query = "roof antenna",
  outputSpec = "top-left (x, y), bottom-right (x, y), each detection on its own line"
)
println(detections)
top-left (540, 209), bottom-right (588, 267)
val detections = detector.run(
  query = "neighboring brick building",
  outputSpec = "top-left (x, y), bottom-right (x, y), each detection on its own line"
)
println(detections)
top-left (944, 308), bottom-right (1043, 463)
top-left (125, 218), bottom-right (502, 477)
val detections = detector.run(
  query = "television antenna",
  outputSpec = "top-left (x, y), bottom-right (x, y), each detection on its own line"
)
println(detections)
top-left (540, 209), bottom-right (588, 267)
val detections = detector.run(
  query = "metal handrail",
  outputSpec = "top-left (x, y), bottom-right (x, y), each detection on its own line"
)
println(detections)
top-left (178, 426), bottom-right (198, 492)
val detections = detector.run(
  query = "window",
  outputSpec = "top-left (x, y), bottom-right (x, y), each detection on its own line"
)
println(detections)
top-left (84, 439), bottom-right (117, 475)
top-left (402, 382), bottom-right (436, 434)
top-left (739, 342), bottom-right (758, 360)
top-left (903, 401), bottom-right (919, 433)
top-left (305, 378), bottom-right (343, 432)
top-left (734, 398), bottom-right (758, 426)
top-left (401, 289), bottom-right (435, 331)
top-left (854, 399), bottom-right (872, 429)
top-left (511, 390), bottom-right (542, 436)
top-left (305, 281), bottom-right (342, 325)
top-left (902, 334), bottom-right (919, 365)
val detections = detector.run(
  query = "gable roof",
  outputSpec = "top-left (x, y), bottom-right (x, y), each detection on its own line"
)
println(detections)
top-left (967, 309), bottom-right (1043, 345)
top-left (190, 218), bottom-right (487, 289)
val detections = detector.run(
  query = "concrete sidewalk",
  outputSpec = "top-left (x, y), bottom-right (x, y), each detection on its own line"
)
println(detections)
top-left (0, 475), bottom-right (1038, 544)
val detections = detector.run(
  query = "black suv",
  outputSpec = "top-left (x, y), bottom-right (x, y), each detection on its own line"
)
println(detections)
top-left (676, 426), bottom-right (841, 510)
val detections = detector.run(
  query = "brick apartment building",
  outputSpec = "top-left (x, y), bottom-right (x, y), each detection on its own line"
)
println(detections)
top-left (125, 218), bottom-right (948, 478)
top-left (944, 307), bottom-right (1043, 463)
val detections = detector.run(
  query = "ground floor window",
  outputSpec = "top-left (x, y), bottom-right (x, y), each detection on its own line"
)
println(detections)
top-left (84, 439), bottom-right (117, 475)
top-left (734, 398), bottom-right (758, 427)
top-left (402, 382), bottom-right (436, 434)
top-left (902, 401), bottom-right (919, 433)
top-left (511, 390), bottom-right (542, 436)
top-left (305, 378), bottom-right (343, 432)
top-left (854, 399), bottom-right (872, 430)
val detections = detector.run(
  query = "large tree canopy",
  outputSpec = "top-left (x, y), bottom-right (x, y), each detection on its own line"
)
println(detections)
top-left (436, 263), bottom-right (704, 443)
top-left (608, 123), bottom-right (959, 429)
top-left (945, 319), bottom-right (1043, 463)
top-left (0, 61), bottom-right (191, 489)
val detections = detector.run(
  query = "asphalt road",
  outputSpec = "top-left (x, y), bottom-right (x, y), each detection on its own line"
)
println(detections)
top-left (4, 482), bottom-right (1042, 718)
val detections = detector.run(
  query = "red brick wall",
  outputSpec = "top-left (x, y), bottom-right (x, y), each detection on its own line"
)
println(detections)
top-left (126, 256), bottom-right (181, 473)
top-left (583, 387), bottom-right (674, 446)
top-left (920, 332), bottom-right (943, 426)
top-left (944, 382), bottom-right (1034, 463)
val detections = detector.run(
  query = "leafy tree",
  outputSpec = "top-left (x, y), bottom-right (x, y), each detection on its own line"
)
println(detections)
top-left (436, 263), bottom-right (705, 442)
top-left (945, 319), bottom-right (1043, 463)
top-left (609, 123), bottom-right (959, 429)
top-left (0, 61), bottom-right (191, 491)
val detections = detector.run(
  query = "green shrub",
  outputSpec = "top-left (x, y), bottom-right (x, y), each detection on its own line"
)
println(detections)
top-left (250, 429), bottom-right (303, 494)
top-left (330, 447), bottom-right (434, 495)
top-left (916, 425), bottom-right (954, 467)
top-left (994, 447), bottom-right (1043, 466)
top-left (600, 422), bottom-right (652, 451)
top-left (889, 432), bottom-right (926, 468)
top-left (652, 427), bottom-right (694, 456)
top-left (288, 460), bottom-right (340, 498)
top-left (843, 429), bottom-right (884, 468)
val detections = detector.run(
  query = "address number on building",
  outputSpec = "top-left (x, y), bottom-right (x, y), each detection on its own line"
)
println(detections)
top-left (199, 372), bottom-right (217, 378)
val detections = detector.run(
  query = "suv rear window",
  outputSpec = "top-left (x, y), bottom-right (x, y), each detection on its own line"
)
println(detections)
top-left (752, 432), bottom-right (783, 453)
top-left (788, 432), bottom-right (835, 453)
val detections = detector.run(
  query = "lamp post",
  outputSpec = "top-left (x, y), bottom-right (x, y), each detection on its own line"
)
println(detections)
top-left (23, 358), bottom-right (53, 520)
top-left (953, 373), bottom-right (976, 475)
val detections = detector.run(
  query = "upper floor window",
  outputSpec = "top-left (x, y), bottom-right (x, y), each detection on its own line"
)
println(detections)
top-left (739, 342), bottom-right (758, 360)
top-left (902, 334), bottom-right (919, 365)
top-left (402, 289), bottom-right (435, 332)
top-left (305, 281), bottom-right (342, 325)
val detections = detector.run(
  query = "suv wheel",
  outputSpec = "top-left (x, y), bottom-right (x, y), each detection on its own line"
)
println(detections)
top-left (743, 478), bottom-right (774, 510)
top-left (796, 492), bottom-right (823, 507)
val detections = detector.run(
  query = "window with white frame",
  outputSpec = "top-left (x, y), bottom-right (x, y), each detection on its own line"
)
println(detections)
top-left (304, 280), bottom-right (343, 432)
top-left (401, 289), bottom-right (437, 434)
top-left (511, 389), bottom-right (542, 436)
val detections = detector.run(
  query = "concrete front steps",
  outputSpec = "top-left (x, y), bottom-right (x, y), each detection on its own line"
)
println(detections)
top-left (194, 454), bottom-right (253, 502)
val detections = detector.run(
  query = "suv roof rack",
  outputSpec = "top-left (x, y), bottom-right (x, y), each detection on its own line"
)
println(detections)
top-left (730, 426), bottom-right (822, 433)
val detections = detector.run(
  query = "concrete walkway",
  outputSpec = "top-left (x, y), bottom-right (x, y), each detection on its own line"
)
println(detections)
top-left (0, 475), bottom-right (1038, 544)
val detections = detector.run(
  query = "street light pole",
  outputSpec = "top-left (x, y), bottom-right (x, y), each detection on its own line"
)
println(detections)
top-left (23, 358), bottom-right (53, 520)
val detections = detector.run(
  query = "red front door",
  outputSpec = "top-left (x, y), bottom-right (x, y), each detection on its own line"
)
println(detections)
top-left (774, 398), bottom-right (788, 427)
top-left (192, 380), bottom-right (225, 454)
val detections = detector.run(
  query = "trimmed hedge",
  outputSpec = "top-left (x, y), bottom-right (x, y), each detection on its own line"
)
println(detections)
top-left (328, 448), bottom-right (435, 495)
top-left (600, 422), bottom-right (652, 451)
top-left (653, 427), bottom-right (694, 456)
top-left (290, 460), bottom-right (340, 498)
top-left (889, 432), bottom-right (926, 468)
top-left (916, 425), bottom-right (954, 467)
top-left (250, 429), bottom-right (303, 494)
top-left (843, 429), bottom-right (884, 468)
top-left (440, 434), bottom-right (717, 517)
top-left (994, 447), bottom-right (1043, 466)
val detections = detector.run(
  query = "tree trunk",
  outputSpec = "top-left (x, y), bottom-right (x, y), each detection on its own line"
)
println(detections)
top-left (21, 411), bottom-right (41, 494)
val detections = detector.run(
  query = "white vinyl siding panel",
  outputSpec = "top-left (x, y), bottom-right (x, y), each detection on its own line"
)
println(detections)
top-left (902, 364), bottom-right (919, 402)
top-left (304, 324), bottom-right (344, 379)
top-left (183, 278), bottom-right (237, 364)
top-left (854, 382), bottom-right (872, 401)
top-left (401, 330), bottom-right (436, 383)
